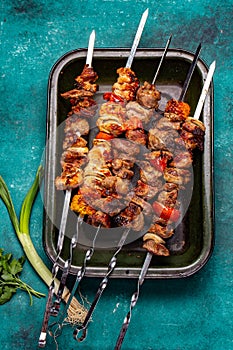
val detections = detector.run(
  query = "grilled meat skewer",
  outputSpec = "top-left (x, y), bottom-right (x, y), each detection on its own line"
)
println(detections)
top-left (38, 31), bottom-right (97, 348)
top-left (114, 60), bottom-right (215, 350)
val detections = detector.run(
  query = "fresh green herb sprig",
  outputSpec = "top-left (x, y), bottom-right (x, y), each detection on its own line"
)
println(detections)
top-left (0, 248), bottom-right (44, 305)
top-left (0, 167), bottom-right (46, 305)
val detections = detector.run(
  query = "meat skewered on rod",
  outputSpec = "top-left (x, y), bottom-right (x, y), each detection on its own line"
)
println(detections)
top-left (140, 42), bottom-right (202, 255)
top-left (73, 33), bottom-right (171, 344)
top-left (38, 30), bottom-right (97, 348)
top-left (114, 58), bottom-right (215, 350)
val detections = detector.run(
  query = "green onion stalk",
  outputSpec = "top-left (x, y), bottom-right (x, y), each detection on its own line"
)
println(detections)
top-left (0, 166), bottom-right (87, 322)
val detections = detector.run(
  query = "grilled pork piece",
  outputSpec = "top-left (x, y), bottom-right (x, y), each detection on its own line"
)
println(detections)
top-left (138, 161), bottom-right (163, 187)
top-left (148, 127), bottom-right (180, 151)
top-left (156, 117), bottom-right (181, 131)
top-left (86, 210), bottom-right (111, 228)
top-left (125, 101), bottom-right (154, 124)
top-left (92, 197), bottom-right (127, 216)
top-left (63, 120), bottom-right (89, 149)
top-left (113, 202), bottom-right (143, 230)
top-left (75, 64), bottom-right (99, 92)
top-left (61, 64), bottom-right (99, 117)
top-left (136, 81), bottom-right (161, 109)
top-left (134, 179), bottom-right (160, 200)
top-left (180, 117), bottom-right (205, 151)
top-left (125, 129), bottom-right (147, 145)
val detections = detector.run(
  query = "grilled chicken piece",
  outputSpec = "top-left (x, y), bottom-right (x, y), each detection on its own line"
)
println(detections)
top-left (83, 139), bottom-right (112, 190)
top-left (55, 167), bottom-right (84, 190)
top-left (142, 238), bottom-right (170, 256)
top-left (97, 102), bottom-right (127, 136)
top-left (136, 81), bottom-right (161, 109)
top-left (157, 189), bottom-right (179, 208)
top-left (61, 89), bottom-right (94, 100)
top-left (112, 67), bottom-right (139, 102)
top-left (164, 98), bottom-right (190, 122)
top-left (70, 193), bottom-right (96, 216)
top-left (96, 115), bottom-right (126, 136)
top-left (163, 167), bottom-right (192, 185)
top-left (147, 221), bottom-right (174, 239)
top-left (116, 67), bottom-right (139, 84)
top-left (64, 117), bottom-right (89, 137)
top-left (63, 130), bottom-right (88, 150)
top-left (99, 101), bottom-right (127, 119)
top-left (126, 101), bottom-right (154, 124)
top-left (60, 144), bottom-right (88, 171)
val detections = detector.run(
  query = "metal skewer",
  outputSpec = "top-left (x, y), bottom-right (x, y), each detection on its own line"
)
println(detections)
top-left (73, 33), bottom-right (171, 344)
top-left (125, 8), bottom-right (149, 69)
top-left (152, 34), bottom-right (172, 85)
top-left (73, 227), bottom-right (130, 342)
top-left (114, 59), bottom-right (215, 350)
top-left (38, 30), bottom-right (96, 348)
top-left (179, 43), bottom-right (202, 101)
top-left (50, 216), bottom-right (83, 317)
top-left (48, 223), bottom-right (101, 340)
top-left (193, 60), bottom-right (216, 119)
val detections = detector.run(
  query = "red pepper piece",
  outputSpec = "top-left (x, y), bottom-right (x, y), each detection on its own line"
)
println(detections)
top-left (103, 92), bottom-right (124, 103)
top-left (149, 157), bottom-right (168, 172)
top-left (152, 201), bottom-right (180, 222)
top-left (95, 131), bottom-right (114, 140)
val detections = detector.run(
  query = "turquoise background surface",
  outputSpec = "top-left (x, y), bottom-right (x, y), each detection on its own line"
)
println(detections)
top-left (0, 0), bottom-right (232, 349)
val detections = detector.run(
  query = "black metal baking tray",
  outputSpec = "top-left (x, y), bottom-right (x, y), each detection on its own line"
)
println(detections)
top-left (42, 48), bottom-right (214, 278)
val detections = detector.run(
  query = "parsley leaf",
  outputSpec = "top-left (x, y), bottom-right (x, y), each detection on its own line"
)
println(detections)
top-left (0, 249), bottom-right (44, 305)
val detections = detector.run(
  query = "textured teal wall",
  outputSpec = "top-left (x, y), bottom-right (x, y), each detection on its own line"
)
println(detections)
top-left (0, 0), bottom-right (232, 349)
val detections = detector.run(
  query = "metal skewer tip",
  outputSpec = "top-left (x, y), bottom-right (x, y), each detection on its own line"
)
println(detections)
top-left (179, 43), bottom-right (202, 101)
top-left (193, 60), bottom-right (216, 120)
top-left (152, 34), bottom-right (172, 85)
top-left (86, 30), bottom-right (96, 67)
top-left (126, 8), bottom-right (149, 68)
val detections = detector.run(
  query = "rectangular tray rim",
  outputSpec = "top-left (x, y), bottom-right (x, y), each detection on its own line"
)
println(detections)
top-left (43, 47), bottom-right (214, 279)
